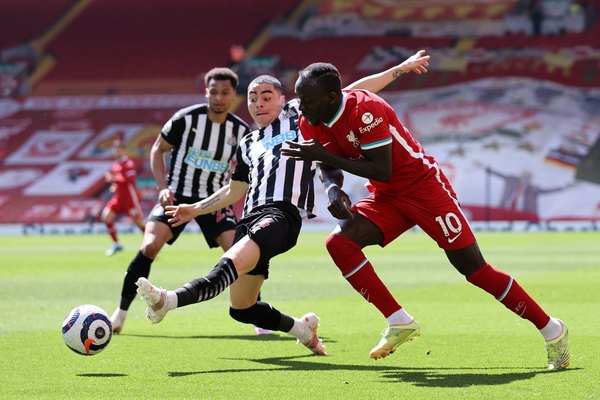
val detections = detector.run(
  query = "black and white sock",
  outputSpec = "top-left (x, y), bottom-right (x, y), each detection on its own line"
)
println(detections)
top-left (120, 250), bottom-right (153, 310)
top-left (175, 257), bottom-right (238, 307)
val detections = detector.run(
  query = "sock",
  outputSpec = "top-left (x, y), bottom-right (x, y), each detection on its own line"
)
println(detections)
top-left (175, 257), bottom-right (238, 307)
top-left (467, 263), bottom-right (550, 329)
top-left (112, 308), bottom-right (127, 322)
top-left (165, 291), bottom-right (178, 311)
top-left (229, 302), bottom-right (291, 331)
top-left (119, 251), bottom-right (153, 310)
top-left (387, 308), bottom-right (414, 326)
top-left (326, 233), bottom-right (401, 318)
top-left (288, 317), bottom-right (308, 340)
top-left (539, 317), bottom-right (564, 341)
top-left (106, 222), bottom-right (118, 243)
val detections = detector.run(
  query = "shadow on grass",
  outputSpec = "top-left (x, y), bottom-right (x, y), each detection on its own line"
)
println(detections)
top-left (168, 354), bottom-right (580, 388)
top-left (123, 332), bottom-right (322, 343)
top-left (77, 373), bottom-right (128, 377)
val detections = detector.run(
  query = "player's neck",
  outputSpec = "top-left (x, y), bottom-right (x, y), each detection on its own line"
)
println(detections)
top-left (207, 108), bottom-right (228, 124)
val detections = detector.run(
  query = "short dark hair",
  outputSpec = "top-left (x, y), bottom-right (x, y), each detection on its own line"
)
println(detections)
top-left (248, 75), bottom-right (283, 93)
top-left (299, 63), bottom-right (342, 94)
top-left (204, 67), bottom-right (239, 89)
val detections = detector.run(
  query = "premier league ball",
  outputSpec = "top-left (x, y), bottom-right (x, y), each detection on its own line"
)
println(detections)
top-left (62, 304), bottom-right (112, 356)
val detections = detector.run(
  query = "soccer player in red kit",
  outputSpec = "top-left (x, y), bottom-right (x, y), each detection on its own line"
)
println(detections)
top-left (101, 139), bottom-right (145, 256)
top-left (281, 57), bottom-right (570, 371)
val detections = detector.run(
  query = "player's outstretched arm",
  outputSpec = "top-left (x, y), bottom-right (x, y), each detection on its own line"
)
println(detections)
top-left (165, 180), bottom-right (249, 227)
top-left (345, 49), bottom-right (430, 93)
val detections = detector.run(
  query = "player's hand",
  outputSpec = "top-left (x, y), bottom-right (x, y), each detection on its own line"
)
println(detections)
top-left (165, 204), bottom-right (194, 227)
top-left (282, 139), bottom-right (328, 162)
top-left (327, 187), bottom-right (354, 220)
top-left (158, 188), bottom-right (175, 208)
top-left (397, 49), bottom-right (430, 75)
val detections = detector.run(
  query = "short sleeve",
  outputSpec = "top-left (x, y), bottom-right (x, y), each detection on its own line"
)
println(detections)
top-left (230, 146), bottom-right (250, 183)
top-left (161, 113), bottom-right (186, 146)
top-left (354, 100), bottom-right (392, 151)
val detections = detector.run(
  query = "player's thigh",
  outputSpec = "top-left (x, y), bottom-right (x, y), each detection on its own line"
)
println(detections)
top-left (215, 229), bottom-right (236, 251)
top-left (350, 193), bottom-right (415, 247)
top-left (139, 220), bottom-right (172, 257)
top-left (229, 274), bottom-right (265, 309)
top-left (223, 236), bottom-right (261, 275)
top-left (409, 184), bottom-right (476, 250)
top-left (336, 212), bottom-right (384, 247)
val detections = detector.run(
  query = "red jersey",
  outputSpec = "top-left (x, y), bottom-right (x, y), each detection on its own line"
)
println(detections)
top-left (110, 156), bottom-right (140, 204)
top-left (299, 89), bottom-right (438, 194)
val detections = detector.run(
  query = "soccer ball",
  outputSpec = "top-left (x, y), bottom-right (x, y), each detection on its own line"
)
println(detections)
top-left (62, 304), bottom-right (112, 356)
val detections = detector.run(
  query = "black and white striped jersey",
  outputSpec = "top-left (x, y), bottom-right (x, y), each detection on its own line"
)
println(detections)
top-left (231, 99), bottom-right (316, 218)
top-left (161, 104), bottom-right (250, 199)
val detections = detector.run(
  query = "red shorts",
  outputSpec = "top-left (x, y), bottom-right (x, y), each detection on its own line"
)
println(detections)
top-left (352, 173), bottom-right (476, 250)
top-left (106, 196), bottom-right (143, 218)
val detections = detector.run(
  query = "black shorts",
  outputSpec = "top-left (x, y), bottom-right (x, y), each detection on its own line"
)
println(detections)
top-left (148, 196), bottom-right (237, 248)
top-left (234, 201), bottom-right (302, 278)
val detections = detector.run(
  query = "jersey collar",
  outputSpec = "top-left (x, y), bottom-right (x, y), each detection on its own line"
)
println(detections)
top-left (324, 93), bottom-right (347, 128)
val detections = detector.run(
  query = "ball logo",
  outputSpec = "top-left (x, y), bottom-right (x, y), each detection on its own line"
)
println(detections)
top-left (361, 112), bottom-right (374, 124)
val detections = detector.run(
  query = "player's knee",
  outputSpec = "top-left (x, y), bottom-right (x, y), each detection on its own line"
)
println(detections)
top-left (229, 305), bottom-right (257, 325)
top-left (140, 241), bottom-right (161, 259)
top-left (325, 233), bottom-right (358, 258)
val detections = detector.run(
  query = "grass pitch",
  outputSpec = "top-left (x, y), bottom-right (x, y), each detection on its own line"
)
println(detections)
top-left (0, 230), bottom-right (598, 399)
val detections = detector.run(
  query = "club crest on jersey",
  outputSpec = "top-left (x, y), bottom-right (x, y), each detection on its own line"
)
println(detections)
top-left (346, 130), bottom-right (360, 147)
top-left (281, 108), bottom-right (297, 119)
top-left (226, 135), bottom-right (237, 147)
top-left (262, 130), bottom-right (297, 150)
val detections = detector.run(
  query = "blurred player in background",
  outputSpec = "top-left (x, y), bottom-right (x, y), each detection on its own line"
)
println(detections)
top-left (282, 56), bottom-right (570, 371)
top-left (132, 51), bottom-right (431, 356)
top-left (109, 68), bottom-right (251, 334)
top-left (101, 139), bottom-right (145, 256)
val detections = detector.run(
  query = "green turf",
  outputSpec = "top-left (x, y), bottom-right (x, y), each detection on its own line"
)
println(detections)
top-left (0, 230), bottom-right (598, 399)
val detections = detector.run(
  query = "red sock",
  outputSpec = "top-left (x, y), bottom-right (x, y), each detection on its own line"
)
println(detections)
top-left (106, 222), bottom-right (118, 243)
top-left (325, 233), bottom-right (401, 317)
top-left (467, 263), bottom-right (550, 329)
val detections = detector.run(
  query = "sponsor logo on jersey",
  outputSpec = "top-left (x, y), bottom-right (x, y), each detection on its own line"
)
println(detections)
top-left (262, 130), bottom-right (297, 150)
top-left (184, 148), bottom-right (228, 172)
top-left (361, 112), bottom-right (374, 124)
top-left (359, 115), bottom-right (384, 134)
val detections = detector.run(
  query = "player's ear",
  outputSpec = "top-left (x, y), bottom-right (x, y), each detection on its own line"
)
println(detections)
top-left (329, 91), bottom-right (340, 104)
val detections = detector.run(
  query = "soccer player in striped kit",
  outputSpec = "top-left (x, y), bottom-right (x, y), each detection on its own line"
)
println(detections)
top-left (136, 74), bottom-right (326, 355)
top-left (282, 57), bottom-right (570, 370)
top-left (109, 68), bottom-right (250, 334)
